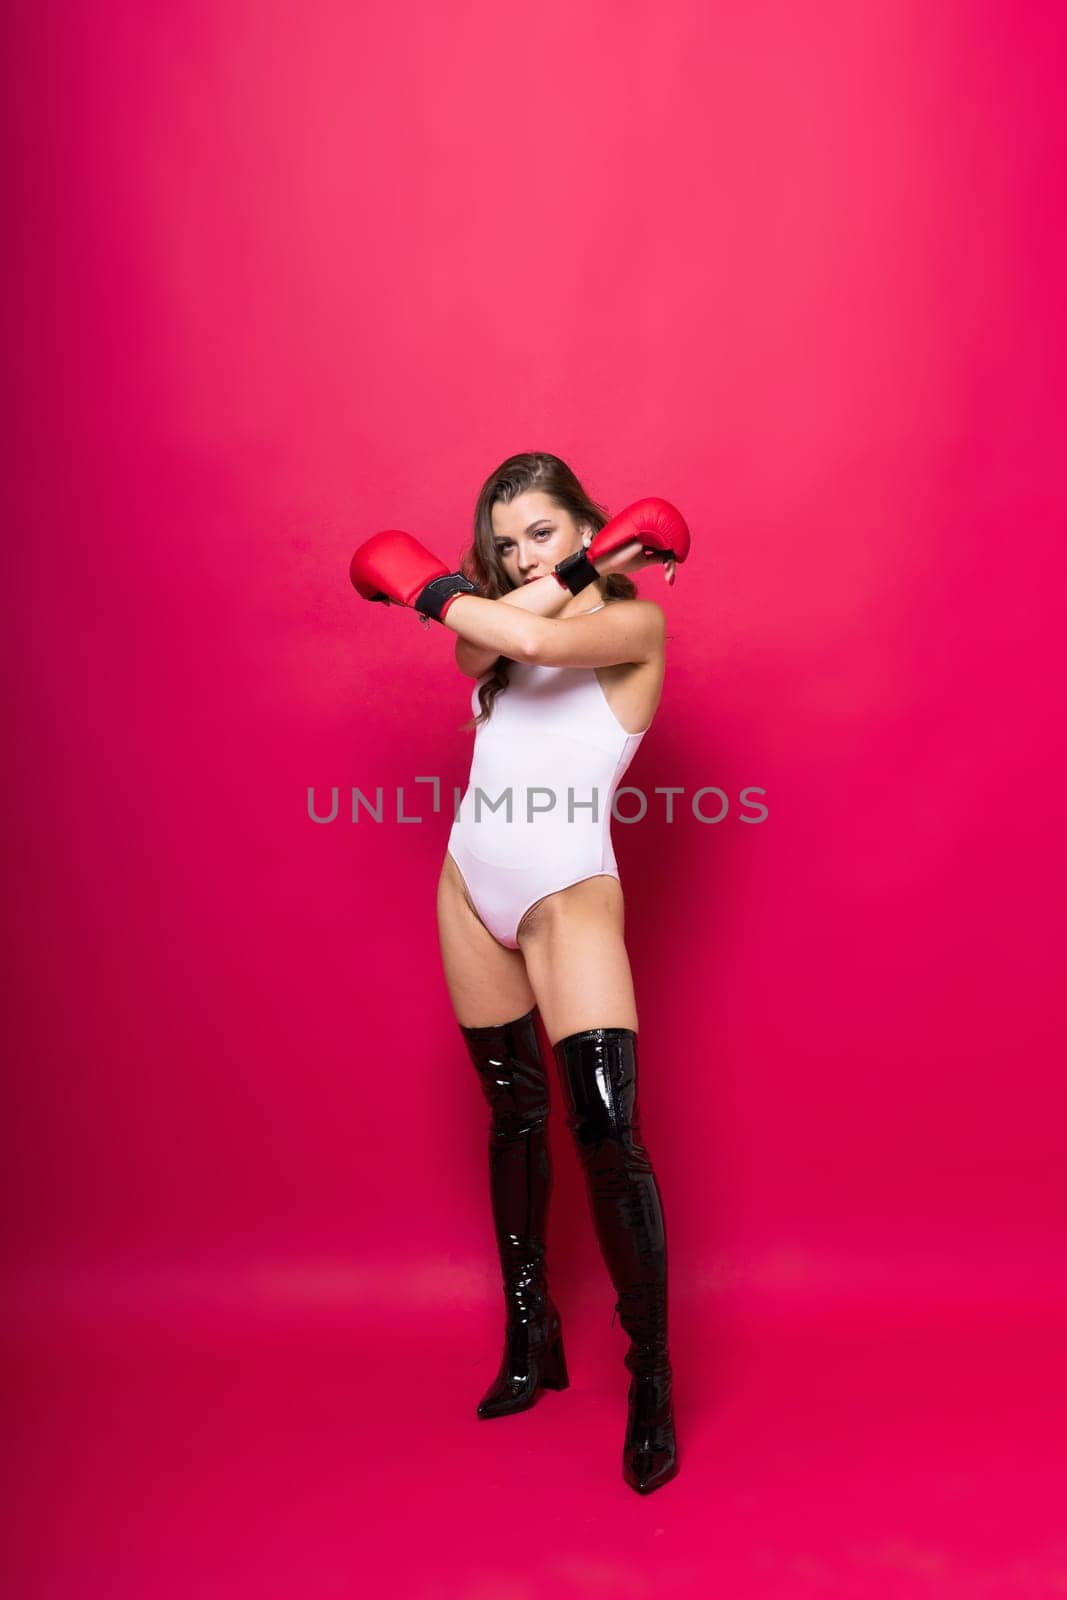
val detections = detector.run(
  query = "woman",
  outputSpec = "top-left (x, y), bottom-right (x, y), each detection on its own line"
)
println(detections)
top-left (351, 452), bottom-right (686, 1495)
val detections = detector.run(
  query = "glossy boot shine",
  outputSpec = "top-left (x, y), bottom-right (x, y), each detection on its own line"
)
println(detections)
top-left (460, 1007), bottom-right (569, 1419)
top-left (553, 1027), bottom-right (679, 1495)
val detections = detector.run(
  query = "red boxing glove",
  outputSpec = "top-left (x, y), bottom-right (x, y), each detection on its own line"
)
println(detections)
top-left (554, 497), bottom-right (691, 594)
top-left (350, 529), bottom-right (478, 622)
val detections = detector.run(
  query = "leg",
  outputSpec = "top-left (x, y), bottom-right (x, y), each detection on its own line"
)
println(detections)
top-left (515, 874), bottom-right (638, 1045)
top-left (459, 1007), bottom-right (569, 1418)
top-left (553, 1024), bottom-right (678, 1496)
top-left (437, 855), bottom-right (567, 1417)
top-left (436, 852), bottom-right (536, 1026)
top-left (517, 882), bottom-right (677, 1491)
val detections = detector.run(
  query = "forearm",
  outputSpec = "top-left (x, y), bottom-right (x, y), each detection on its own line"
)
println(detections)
top-left (442, 593), bottom-right (538, 660)
top-left (496, 575), bottom-right (577, 619)
top-left (451, 575), bottom-right (580, 671)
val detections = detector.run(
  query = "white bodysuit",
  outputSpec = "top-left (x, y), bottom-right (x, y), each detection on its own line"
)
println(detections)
top-left (447, 612), bottom-right (649, 949)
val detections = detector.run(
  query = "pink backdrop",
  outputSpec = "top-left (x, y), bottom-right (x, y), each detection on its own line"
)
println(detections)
top-left (5, 1), bottom-right (1065, 1594)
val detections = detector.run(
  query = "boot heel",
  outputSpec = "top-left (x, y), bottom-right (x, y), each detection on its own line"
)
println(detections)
top-left (540, 1331), bottom-right (570, 1390)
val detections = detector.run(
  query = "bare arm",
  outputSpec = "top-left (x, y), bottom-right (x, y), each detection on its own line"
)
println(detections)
top-left (444, 594), bottom-right (664, 670)
top-left (452, 575), bottom-right (580, 678)
top-left (451, 543), bottom-right (675, 677)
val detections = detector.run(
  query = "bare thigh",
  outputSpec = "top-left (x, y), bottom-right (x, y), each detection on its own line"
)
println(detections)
top-left (436, 852), bottom-right (536, 1027)
top-left (516, 875), bottom-right (639, 1048)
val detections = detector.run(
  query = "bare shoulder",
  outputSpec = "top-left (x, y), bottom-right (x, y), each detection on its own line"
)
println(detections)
top-left (613, 596), bottom-right (665, 648)
top-left (536, 593), bottom-right (664, 670)
top-left (602, 596), bottom-right (664, 620)
top-left (595, 594), bottom-right (664, 666)
top-left (628, 596), bottom-right (665, 628)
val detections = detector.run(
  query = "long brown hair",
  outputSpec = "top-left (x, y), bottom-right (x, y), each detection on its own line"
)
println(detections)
top-left (458, 452), bottom-right (636, 730)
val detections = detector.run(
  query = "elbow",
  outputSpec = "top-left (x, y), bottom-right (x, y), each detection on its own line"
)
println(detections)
top-left (517, 630), bottom-right (542, 666)
top-left (515, 619), bottom-right (543, 665)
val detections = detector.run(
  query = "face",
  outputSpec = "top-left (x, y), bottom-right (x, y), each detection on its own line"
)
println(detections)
top-left (490, 491), bottom-right (589, 589)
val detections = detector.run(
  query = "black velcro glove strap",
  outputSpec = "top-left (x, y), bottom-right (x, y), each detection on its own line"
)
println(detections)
top-left (553, 549), bottom-right (599, 594)
top-left (414, 572), bottom-right (478, 622)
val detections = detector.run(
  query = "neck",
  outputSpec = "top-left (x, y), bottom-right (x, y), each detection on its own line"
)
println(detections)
top-left (563, 592), bottom-right (604, 618)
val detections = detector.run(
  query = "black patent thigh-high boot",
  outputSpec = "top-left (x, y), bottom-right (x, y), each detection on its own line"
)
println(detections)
top-left (553, 1027), bottom-right (678, 1495)
top-left (460, 1008), bottom-right (569, 1419)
